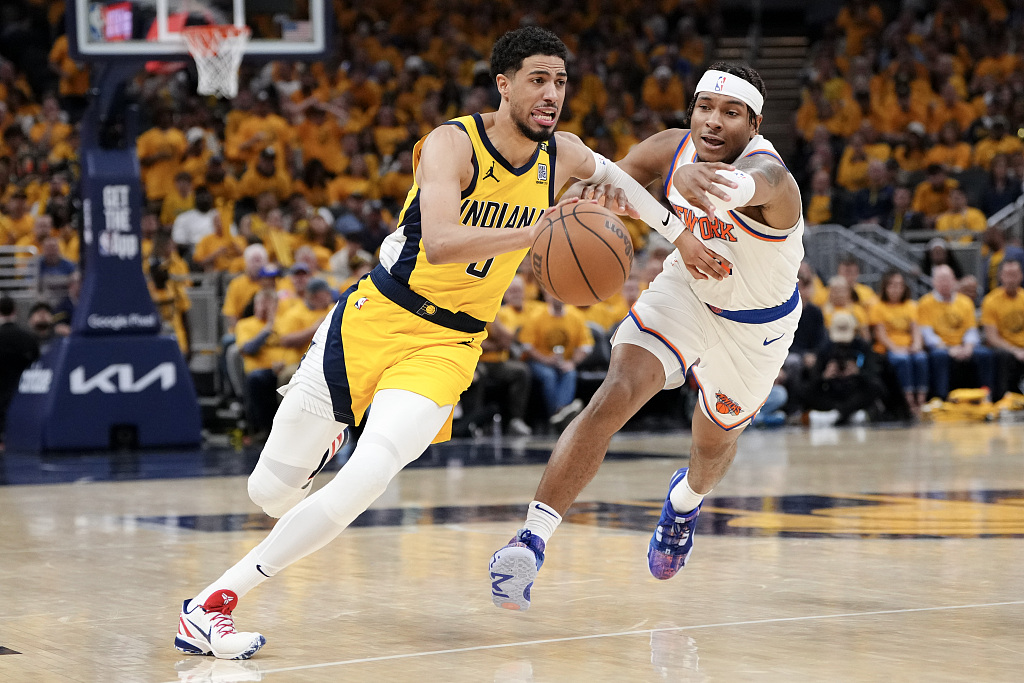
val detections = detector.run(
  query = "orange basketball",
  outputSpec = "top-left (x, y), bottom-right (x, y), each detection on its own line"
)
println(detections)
top-left (530, 202), bottom-right (634, 306)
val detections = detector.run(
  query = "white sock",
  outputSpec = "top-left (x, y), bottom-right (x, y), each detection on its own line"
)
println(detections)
top-left (669, 474), bottom-right (707, 514)
top-left (192, 549), bottom-right (270, 608)
top-left (523, 500), bottom-right (562, 543)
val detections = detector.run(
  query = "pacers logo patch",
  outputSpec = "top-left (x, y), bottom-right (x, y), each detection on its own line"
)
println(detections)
top-left (714, 391), bottom-right (742, 416)
top-left (417, 302), bottom-right (437, 316)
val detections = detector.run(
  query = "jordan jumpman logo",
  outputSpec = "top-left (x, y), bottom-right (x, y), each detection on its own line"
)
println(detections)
top-left (483, 161), bottom-right (500, 182)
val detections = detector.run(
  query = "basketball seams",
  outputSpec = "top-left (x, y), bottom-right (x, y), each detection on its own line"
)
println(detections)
top-left (568, 205), bottom-right (631, 277)
top-left (560, 206), bottom-right (600, 302)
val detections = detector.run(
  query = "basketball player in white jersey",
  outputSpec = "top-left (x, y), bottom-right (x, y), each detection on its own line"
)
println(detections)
top-left (489, 62), bottom-right (804, 610)
top-left (171, 28), bottom-right (718, 660)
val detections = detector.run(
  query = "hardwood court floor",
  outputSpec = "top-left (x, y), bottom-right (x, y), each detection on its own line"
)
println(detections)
top-left (1, 422), bottom-right (1022, 682)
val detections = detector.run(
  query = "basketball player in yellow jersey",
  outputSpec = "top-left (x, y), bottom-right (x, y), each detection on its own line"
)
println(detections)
top-left (173, 26), bottom-right (710, 659)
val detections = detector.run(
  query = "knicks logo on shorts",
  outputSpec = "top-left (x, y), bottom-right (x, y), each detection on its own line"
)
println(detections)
top-left (354, 297), bottom-right (369, 309)
top-left (715, 391), bottom-right (742, 416)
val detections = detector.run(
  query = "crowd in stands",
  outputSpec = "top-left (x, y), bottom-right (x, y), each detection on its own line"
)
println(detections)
top-left (2, 0), bottom-right (1024, 442)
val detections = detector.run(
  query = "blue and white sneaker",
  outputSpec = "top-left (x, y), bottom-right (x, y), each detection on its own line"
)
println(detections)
top-left (175, 590), bottom-right (266, 660)
top-left (648, 467), bottom-right (702, 580)
top-left (489, 529), bottom-right (546, 611)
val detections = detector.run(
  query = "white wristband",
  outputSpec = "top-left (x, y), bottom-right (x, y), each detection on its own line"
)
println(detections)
top-left (706, 169), bottom-right (756, 213)
top-left (586, 149), bottom-right (685, 242)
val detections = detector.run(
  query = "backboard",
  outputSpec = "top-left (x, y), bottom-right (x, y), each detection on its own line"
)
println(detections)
top-left (67, 0), bottom-right (329, 61)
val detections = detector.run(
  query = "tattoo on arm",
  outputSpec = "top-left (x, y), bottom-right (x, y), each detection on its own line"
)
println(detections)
top-left (734, 155), bottom-right (787, 187)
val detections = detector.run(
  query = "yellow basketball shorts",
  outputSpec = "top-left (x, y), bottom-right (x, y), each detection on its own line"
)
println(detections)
top-left (282, 275), bottom-right (484, 443)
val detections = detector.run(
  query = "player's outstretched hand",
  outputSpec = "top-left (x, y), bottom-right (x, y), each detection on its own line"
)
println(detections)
top-left (672, 162), bottom-right (738, 222)
top-left (674, 230), bottom-right (731, 281)
top-left (560, 181), bottom-right (641, 219)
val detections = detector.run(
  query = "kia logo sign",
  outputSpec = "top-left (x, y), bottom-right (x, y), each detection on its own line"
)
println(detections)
top-left (69, 363), bottom-right (177, 395)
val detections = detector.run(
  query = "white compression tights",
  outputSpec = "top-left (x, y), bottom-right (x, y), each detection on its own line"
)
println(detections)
top-left (194, 389), bottom-right (452, 604)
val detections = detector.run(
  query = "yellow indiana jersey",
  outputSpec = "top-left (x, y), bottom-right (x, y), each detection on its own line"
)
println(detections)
top-left (378, 113), bottom-right (556, 322)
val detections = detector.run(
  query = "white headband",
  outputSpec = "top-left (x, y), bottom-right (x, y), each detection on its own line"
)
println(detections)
top-left (694, 69), bottom-right (763, 116)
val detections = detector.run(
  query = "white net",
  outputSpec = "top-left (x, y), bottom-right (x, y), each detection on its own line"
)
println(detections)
top-left (181, 25), bottom-right (251, 99)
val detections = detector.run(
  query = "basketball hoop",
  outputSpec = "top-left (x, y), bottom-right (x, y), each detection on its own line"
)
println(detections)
top-left (181, 25), bottom-right (250, 98)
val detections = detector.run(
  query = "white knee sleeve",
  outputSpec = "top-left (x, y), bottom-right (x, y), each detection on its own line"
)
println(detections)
top-left (248, 389), bottom-right (348, 517)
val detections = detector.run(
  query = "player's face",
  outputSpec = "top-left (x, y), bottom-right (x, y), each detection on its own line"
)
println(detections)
top-left (504, 55), bottom-right (567, 142)
top-left (690, 93), bottom-right (760, 163)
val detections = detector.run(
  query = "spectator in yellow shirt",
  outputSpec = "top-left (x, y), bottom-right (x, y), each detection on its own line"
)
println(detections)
top-left (519, 292), bottom-right (595, 429)
top-left (378, 149), bottom-right (415, 213)
top-left (148, 235), bottom-right (192, 355)
top-left (837, 254), bottom-right (880, 308)
top-left (237, 148), bottom-right (292, 203)
top-left (137, 108), bottom-right (187, 202)
top-left (327, 154), bottom-right (378, 203)
top-left (923, 121), bottom-right (973, 172)
top-left (871, 270), bottom-right (928, 410)
top-left (28, 95), bottom-right (72, 148)
top-left (179, 128), bottom-right (213, 183)
top-left (222, 244), bottom-right (269, 332)
top-left (981, 258), bottom-right (1024, 398)
top-left (821, 275), bottom-right (871, 341)
top-left (918, 265), bottom-right (994, 398)
top-left (892, 122), bottom-right (929, 173)
top-left (935, 187), bottom-right (987, 243)
top-left (971, 117), bottom-right (1023, 170)
top-left (48, 34), bottom-right (90, 100)
top-left (235, 289), bottom-right (287, 436)
top-left (912, 164), bottom-right (959, 226)
top-left (274, 277), bottom-right (335, 377)
top-left (1, 191), bottom-right (34, 244)
top-left (160, 172), bottom-right (195, 229)
top-left (641, 66), bottom-right (686, 121)
top-left (294, 103), bottom-right (347, 175)
top-left (927, 83), bottom-right (976, 137)
top-left (193, 212), bottom-right (246, 274)
top-left (226, 90), bottom-right (292, 168)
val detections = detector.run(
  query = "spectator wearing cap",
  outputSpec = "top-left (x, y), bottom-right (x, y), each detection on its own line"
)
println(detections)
top-left (935, 187), bottom-right (987, 243)
top-left (137, 108), bottom-right (186, 202)
top-left (912, 164), bottom-right (959, 227)
top-left (919, 265), bottom-right (994, 399)
top-left (920, 237), bottom-right (964, 279)
top-left (193, 210), bottom-right (246, 274)
top-left (981, 258), bottom-right (1024, 399)
top-left (226, 89), bottom-right (292, 168)
top-left (972, 117), bottom-right (1023, 171)
top-left (160, 171), bottom-right (195, 228)
top-left (274, 277), bottom-right (335, 384)
top-left (821, 275), bottom-right (871, 342)
top-left (0, 295), bottom-right (40, 445)
top-left (1, 191), bottom-right (33, 244)
top-left (179, 127), bottom-right (213, 183)
top-left (222, 244), bottom-right (269, 332)
top-left (275, 261), bottom-right (313, 317)
top-left (171, 186), bottom-right (219, 256)
top-left (237, 147), bottom-right (292, 203)
top-left (892, 122), bottom-right (929, 173)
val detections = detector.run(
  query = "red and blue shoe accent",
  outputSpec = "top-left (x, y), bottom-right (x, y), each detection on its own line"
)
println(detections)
top-left (489, 529), bottom-right (546, 611)
top-left (648, 467), bottom-right (702, 580)
top-left (175, 590), bottom-right (266, 660)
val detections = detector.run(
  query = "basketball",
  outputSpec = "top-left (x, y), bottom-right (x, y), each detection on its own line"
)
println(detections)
top-left (530, 202), bottom-right (634, 306)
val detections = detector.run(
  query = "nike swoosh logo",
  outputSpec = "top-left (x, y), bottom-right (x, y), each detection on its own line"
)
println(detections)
top-left (763, 334), bottom-right (784, 346)
top-left (534, 503), bottom-right (559, 518)
top-left (186, 618), bottom-right (212, 643)
top-left (662, 213), bottom-right (671, 226)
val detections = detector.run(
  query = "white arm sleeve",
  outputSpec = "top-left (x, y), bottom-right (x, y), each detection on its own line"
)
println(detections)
top-left (585, 151), bottom-right (685, 242)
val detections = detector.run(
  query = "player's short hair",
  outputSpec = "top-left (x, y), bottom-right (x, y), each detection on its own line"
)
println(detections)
top-left (686, 62), bottom-right (766, 127)
top-left (489, 27), bottom-right (568, 82)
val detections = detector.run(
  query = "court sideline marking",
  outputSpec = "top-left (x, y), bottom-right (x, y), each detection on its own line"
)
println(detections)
top-left (159, 599), bottom-right (1024, 680)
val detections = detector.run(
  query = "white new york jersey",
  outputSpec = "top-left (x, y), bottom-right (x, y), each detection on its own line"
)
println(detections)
top-left (664, 132), bottom-right (803, 311)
